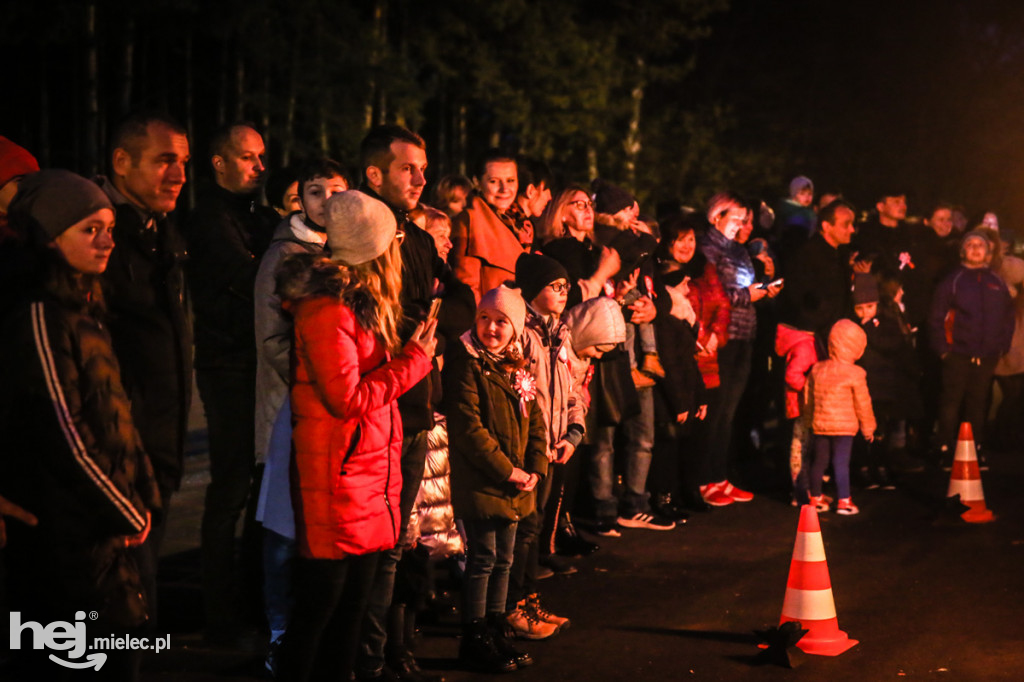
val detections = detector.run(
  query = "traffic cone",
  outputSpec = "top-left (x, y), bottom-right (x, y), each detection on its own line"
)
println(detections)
top-left (779, 505), bottom-right (858, 656)
top-left (947, 422), bottom-right (994, 523)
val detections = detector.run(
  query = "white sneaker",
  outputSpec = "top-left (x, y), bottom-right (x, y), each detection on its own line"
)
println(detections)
top-left (616, 512), bottom-right (676, 530)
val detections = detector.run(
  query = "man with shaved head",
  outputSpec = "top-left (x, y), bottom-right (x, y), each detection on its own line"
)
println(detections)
top-left (186, 122), bottom-right (279, 643)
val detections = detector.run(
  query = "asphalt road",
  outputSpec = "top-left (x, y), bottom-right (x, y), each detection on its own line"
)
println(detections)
top-left (141, 440), bottom-right (1024, 682)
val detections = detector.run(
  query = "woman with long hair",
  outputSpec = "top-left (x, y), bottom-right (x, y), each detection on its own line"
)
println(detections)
top-left (274, 191), bottom-right (436, 682)
top-left (0, 169), bottom-right (159, 680)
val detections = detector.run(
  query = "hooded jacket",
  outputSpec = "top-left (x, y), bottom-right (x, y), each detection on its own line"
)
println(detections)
top-left (775, 323), bottom-right (817, 420)
top-left (442, 333), bottom-right (548, 521)
top-left (522, 308), bottom-right (587, 458)
top-left (805, 319), bottom-right (876, 437)
top-left (278, 255), bottom-right (432, 559)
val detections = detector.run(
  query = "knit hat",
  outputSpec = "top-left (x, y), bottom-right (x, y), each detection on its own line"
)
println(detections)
top-left (324, 191), bottom-right (397, 266)
top-left (515, 252), bottom-right (569, 303)
top-left (0, 137), bottom-right (40, 192)
top-left (591, 178), bottom-right (635, 216)
top-left (477, 284), bottom-right (527, 340)
top-left (961, 228), bottom-right (993, 259)
top-left (852, 273), bottom-right (879, 305)
top-left (565, 296), bottom-right (627, 351)
top-left (789, 175), bottom-right (813, 198)
top-left (9, 169), bottom-right (112, 241)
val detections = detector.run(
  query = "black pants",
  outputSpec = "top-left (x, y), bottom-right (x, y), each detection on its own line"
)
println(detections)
top-left (279, 553), bottom-right (381, 682)
top-left (355, 431), bottom-right (429, 678)
top-left (197, 367), bottom-right (257, 630)
top-left (936, 353), bottom-right (998, 453)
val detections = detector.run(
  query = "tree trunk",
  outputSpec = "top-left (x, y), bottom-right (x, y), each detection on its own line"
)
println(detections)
top-left (623, 57), bottom-right (646, 190)
top-left (119, 17), bottom-right (135, 117)
top-left (281, 46), bottom-right (298, 167)
top-left (84, 2), bottom-right (100, 176)
top-left (234, 44), bottom-right (246, 121)
top-left (457, 103), bottom-right (467, 176)
top-left (38, 56), bottom-right (51, 167)
top-left (185, 34), bottom-right (196, 209)
top-left (318, 102), bottom-right (329, 155)
top-left (217, 41), bottom-right (228, 127)
top-left (587, 144), bottom-right (599, 181)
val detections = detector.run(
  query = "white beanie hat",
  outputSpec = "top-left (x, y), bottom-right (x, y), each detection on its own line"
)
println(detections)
top-left (324, 191), bottom-right (397, 266)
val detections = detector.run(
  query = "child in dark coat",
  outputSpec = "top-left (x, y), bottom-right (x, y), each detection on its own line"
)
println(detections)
top-left (443, 284), bottom-right (548, 673)
top-left (853, 273), bottom-right (922, 487)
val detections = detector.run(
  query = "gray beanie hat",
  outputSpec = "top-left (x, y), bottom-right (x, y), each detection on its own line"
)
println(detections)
top-left (789, 175), bottom-right (813, 198)
top-left (9, 169), bottom-right (112, 241)
top-left (565, 296), bottom-right (627, 352)
top-left (477, 284), bottom-right (527, 340)
top-left (324, 191), bottom-right (397, 266)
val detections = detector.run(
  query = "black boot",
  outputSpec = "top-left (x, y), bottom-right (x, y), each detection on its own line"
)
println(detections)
top-left (386, 606), bottom-right (445, 682)
top-left (459, 619), bottom-right (516, 674)
top-left (487, 612), bottom-right (533, 669)
top-left (555, 514), bottom-right (600, 557)
top-left (652, 493), bottom-right (690, 522)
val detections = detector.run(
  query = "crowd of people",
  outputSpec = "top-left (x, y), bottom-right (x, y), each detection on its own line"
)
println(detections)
top-left (0, 118), bottom-right (1019, 681)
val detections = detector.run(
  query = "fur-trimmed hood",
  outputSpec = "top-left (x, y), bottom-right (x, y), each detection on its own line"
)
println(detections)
top-left (275, 251), bottom-right (379, 329)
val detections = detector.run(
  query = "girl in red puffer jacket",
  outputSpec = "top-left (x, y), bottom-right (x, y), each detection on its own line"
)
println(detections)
top-left (274, 191), bottom-right (435, 682)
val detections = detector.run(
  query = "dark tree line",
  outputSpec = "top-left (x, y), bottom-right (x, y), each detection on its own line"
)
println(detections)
top-left (2, 0), bottom-right (739, 212)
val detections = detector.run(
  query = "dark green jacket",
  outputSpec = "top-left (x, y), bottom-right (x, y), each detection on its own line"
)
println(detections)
top-left (442, 334), bottom-right (547, 522)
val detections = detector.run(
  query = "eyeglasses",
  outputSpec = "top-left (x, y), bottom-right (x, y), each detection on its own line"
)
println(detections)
top-left (567, 199), bottom-right (593, 211)
top-left (547, 282), bottom-right (570, 293)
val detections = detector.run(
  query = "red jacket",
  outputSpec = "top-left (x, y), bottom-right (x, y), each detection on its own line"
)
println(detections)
top-left (283, 259), bottom-right (432, 559)
top-left (775, 323), bottom-right (817, 420)
top-left (688, 262), bottom-right (731, 389)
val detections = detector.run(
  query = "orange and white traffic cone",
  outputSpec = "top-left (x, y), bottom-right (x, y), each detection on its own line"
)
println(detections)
top-left (947, 422), bottom-right (994, 523)
top-left (779, 504), bottom-right (858, 656)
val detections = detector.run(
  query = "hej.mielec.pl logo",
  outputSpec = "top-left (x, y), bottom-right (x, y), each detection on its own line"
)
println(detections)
top-left (9, 610), bottom-right (170, 671)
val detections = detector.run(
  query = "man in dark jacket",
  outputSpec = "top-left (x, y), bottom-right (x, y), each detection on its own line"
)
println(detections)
top-left (98, 112), bottom-right (193, 629)
top-left (356, 125), bottom-right (449, 682)
top-left (780, 199), bottom-right (859, 344)
top-left (185, 123), bottom-right (279, 640)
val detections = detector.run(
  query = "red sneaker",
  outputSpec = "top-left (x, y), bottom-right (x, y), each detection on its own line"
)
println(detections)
top-left (718, 480), bottom-right (754, 502)
top-left (700, 483), bottom-right (734, 507)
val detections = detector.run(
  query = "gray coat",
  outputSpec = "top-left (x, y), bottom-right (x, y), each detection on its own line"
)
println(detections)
top-left (254, 215), bottom-right (327, 464)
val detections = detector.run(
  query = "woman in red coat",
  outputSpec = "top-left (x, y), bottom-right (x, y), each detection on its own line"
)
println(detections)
top-left (275, 191), bottom-right (436, 682)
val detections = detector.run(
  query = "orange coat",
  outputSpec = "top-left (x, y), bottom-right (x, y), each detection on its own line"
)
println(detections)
top-left (805, 319), bottom-right (876, 437)
top-left (451, 195), bottom-right (525, 302)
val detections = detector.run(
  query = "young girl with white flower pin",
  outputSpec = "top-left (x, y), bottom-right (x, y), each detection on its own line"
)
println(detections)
top-left (443, 284), bottom-right (548, 674)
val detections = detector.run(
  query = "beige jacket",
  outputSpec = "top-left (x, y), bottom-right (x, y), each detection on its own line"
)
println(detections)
top-left (805, 319), bottom-right (876, 437)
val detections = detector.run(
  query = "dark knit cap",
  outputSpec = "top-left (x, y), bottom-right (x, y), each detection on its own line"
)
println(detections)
top-left (852, 273), bottom-right (879, 305)
top-left (591, 178), bottom-right (635, 216)
top-left (515, 252), bottom-right (569, 303)
top-left (9, 169), bottom-right (112, 241)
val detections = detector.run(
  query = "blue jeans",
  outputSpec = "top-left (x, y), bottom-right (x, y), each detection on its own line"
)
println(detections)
top-left (811, 435), bottom-right (853, 499)
top-left (462, 519), bottom-right (517, 621)
top-left (263, 529), bottom-right (295, 642)
top-left (589, 386), bottom-right (654, 520)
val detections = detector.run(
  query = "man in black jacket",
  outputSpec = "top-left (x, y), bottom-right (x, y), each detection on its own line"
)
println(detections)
top-left (99, 112), bottom-right (193, 627)
top-left (185, 123), bottom-right (279, 640)
top-left (780, 199), bottom-right (859, 344)
top-left (355, 125), bottom-right (450, 682)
